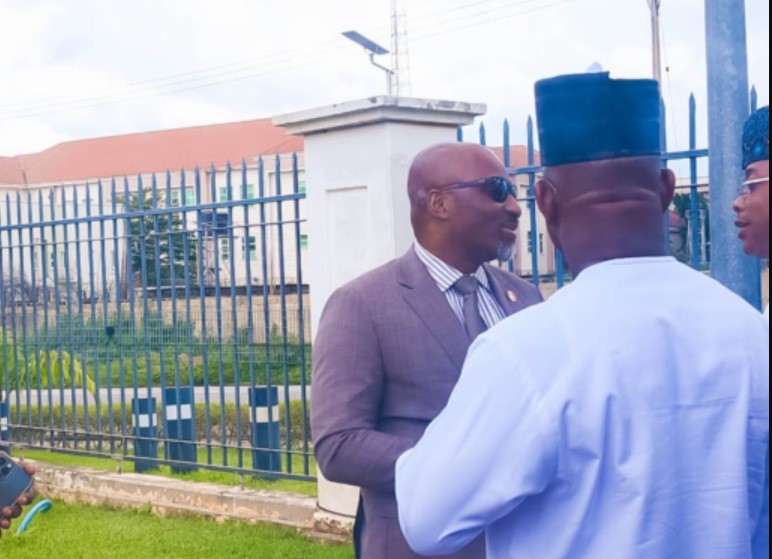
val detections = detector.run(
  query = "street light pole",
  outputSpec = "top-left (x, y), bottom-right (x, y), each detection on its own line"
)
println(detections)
top-left (342, 31), bottom-right (395, 97)
top-left (368, 52), bottom-right (395, 97)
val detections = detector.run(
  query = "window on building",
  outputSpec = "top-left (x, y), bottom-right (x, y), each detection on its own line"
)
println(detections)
top-left (242, 236), bottom-right (257, 261)
top-left (300, 234), bottom-right (309, 248)
top-left (242, 184), bottom-right (255, 199)
top-left (527, 234), bottom-right (534, 254)
top-left (298, 181), bottom-right (307, 194)
top-left (539, 233), bottom-right (545, 254)
top-left (171, 190), bottom-right (196, 206)
top-left (185, 190), bottom-right (196, 206)
top-left (219, 239), bottom-right (230, 261)
top-left (219, 187), bottom-right (230, 202)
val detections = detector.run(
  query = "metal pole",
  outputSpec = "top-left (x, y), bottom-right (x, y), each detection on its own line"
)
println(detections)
top-left (369, 53), bottom-right (394, 97)
top-left (705, 0), bottom-right (762, 308)
top-left (649, 0), bottom-right (663, 83)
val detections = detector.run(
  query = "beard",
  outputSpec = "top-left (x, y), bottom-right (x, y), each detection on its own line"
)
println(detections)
top-left (496, 241), bottom-right (515, 264)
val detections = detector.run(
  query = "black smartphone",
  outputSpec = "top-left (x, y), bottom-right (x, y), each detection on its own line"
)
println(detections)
top-left (0, 452), bottom-right (33, 511)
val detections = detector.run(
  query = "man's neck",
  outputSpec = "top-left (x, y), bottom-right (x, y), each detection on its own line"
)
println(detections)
top-left (416, 240), bottom-right (482, 275)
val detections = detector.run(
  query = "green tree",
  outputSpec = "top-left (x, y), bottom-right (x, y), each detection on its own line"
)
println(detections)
top-left (0, 331), bottom-right (23, 402)
top-left (672, 192), bottom-right (711, 267)
top-left (122, 190), bottom-right (199, 288)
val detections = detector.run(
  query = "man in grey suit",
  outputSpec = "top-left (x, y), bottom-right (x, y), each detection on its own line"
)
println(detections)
top-left (312, 143), bottom-right (543, 559)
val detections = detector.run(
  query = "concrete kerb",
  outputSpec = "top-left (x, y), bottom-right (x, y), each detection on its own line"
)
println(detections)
top-left (26, 460), bottom-right (352, 543)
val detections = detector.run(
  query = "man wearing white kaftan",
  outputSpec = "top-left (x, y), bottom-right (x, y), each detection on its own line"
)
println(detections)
top-left (397, 257), bottom-right (769, 559)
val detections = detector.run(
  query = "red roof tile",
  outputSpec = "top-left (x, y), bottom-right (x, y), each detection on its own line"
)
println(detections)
top-left (0, 156), bottom-right (25, 185)
top-left (489, 145), bottom-right (541, 169)
top-left (0, 118), bottom-right (305, 186)
top-left (1, 118), bottom-right (535, 188)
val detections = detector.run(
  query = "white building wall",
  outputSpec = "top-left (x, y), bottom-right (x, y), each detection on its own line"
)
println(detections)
top-left (1, 159), bottom-right (308, 305)
top-left (512, 181), bottom-right (557, 278)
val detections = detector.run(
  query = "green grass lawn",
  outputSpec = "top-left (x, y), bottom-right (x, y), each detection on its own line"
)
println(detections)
top-left (0, 500), bottom-right (353, 559)
top-left (21, 448), bottom-right (318, 497)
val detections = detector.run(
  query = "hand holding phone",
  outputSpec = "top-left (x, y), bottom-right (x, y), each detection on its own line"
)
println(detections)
top-left (0, 452), bottom-right (34, 514)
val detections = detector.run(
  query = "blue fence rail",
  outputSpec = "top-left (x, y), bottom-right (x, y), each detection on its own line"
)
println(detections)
top-left (0, 154), bottom-right (313, 481)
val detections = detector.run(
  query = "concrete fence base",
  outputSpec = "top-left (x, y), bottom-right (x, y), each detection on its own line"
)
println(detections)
top-left (27, 460), bottom-right (350, 542)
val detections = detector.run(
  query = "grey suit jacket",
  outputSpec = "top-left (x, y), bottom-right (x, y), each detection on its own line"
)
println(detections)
top-left (312, 249), bottom-right (543, 559)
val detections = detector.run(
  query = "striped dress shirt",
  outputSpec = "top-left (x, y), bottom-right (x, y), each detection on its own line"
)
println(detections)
top-left (414, 243), bottom-right (506, 329)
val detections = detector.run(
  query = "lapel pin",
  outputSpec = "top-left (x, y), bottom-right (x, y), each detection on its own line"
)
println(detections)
top-left (507, 290), bottom-right (518, 303)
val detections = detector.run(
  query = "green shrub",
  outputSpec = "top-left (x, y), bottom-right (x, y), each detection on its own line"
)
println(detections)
top-left (9, 400), bottom-right (311, 451)
top-left (2, 337), bottom-right (95, 400)
top-left (26, 350), bottom-right (96, 393)
top-left (15, 311), bottom-right (312, 390)
top-left (84, 346), bottom-right (310, 389)
top-left (1, 331), bottom-right (24, 394)
top-left (11, 402), bottom-right (127, 450)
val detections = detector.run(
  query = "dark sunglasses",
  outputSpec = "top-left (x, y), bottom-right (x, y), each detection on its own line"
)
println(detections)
top-left (439, 176), bottom-right (517, 203)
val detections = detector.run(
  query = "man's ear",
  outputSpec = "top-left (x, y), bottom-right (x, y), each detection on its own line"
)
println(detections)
top-left (427, 190), bottom-right (451, 220)
top-left (536, 179), bottom-right (557, 224)
top-left (660, 168), bottom-right (676, 212)
top-left (536, 179), bottom-right (562, 251)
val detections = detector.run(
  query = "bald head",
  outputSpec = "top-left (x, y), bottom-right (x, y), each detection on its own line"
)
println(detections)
top-left (408, 143), bottom-right (505, 223)
top-left (405, 142), bottom-right (523, 273)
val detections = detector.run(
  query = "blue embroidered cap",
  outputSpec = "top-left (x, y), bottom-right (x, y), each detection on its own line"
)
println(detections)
top-left (742, 106), bottom-right (769, 169)
top-left (535, 72), bottom-right (662, 167)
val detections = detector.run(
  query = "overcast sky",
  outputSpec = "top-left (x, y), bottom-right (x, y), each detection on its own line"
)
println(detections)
top-left (0, 0), bottom-right (768, 158)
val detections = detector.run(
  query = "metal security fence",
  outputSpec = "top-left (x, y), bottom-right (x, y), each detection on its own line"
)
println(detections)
top-left (0, 154), bottom-right (313, 480)
top-left (462, 88), bottom-right (765, 305)
top-left (1, 91), bottom-right (765, 481)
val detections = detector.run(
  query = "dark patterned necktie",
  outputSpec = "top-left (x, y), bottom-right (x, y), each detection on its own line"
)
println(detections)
top-left (453, 275), bottom-right (488, 340)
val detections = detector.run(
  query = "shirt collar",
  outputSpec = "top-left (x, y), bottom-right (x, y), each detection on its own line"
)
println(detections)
top-left (581, 256), bottom-right (677, 273)
top-left (414, 242), bottom-right (491, 293)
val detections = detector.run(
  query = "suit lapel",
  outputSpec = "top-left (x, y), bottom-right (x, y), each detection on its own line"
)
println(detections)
top-left (398, 250), bottom-right (470, 371)
top-left (484, 264), bottom-right (529, 317)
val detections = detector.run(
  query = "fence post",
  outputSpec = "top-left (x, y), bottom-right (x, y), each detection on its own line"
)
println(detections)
top-left (689, 94), bottom-right (703, 270)
top-left (0, 402), bottom-right (10, 454)
top-left (274, 96), bottom-right (486, 525)
top-left (163, 387), bottom-right (197, 473)
top-left (661, 98), bottom-right (671, 255)
top-left (249, 387), bottom-right (281, 472)
top-left (131, 397), bottom-right (158, 473)
top-left (526, 116), bottom-right (540, 288)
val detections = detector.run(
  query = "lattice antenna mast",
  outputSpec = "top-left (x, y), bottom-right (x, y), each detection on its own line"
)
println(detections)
top-left (390, 0), bottom-right (412, 97)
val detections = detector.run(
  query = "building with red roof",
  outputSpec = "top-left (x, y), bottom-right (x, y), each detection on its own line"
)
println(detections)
top-left (0, 118), bottom-right (303, 188)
